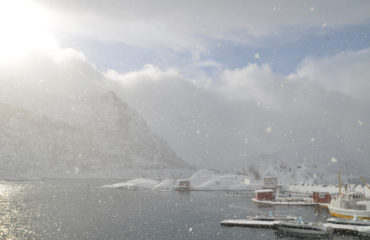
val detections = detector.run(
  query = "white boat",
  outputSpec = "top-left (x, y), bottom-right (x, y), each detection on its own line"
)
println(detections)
top-left (276, 219), bottom-right (334, 236)
top-left (328, 191), bottom-right (370, 220)
top-left (328, 172), bottom-right (370, 220)
top-left (327, 217), bottom-right (370, 226)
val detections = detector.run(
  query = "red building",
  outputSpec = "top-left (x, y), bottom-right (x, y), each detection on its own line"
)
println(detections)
top-left (312, 191), bottom-right (331, 203)
top-left (175, 179), bottom-right (191, 191)
top-left (255, 189), bottom-right (275, 201)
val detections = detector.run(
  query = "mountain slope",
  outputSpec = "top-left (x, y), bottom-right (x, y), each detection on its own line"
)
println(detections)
top-left (0, 95), bottom-right (190, 178)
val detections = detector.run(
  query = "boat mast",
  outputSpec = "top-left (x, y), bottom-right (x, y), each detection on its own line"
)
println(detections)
top-left (360, 176), bottom-right (370, 190)
top-left (338, 171), bottom-right (341, 195)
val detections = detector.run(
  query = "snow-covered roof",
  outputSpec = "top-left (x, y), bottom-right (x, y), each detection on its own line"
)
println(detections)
top-left (255, 189), bottom-right (274, 193)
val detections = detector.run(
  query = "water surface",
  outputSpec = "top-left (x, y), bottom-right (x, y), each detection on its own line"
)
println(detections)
top-left (0, 180), bottom-right (362, 239)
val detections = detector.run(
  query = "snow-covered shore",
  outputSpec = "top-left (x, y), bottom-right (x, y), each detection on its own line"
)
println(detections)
top-left (102, 169), bottom-right (261, 191)
top-left (102, 169), bottom-right (370, 197)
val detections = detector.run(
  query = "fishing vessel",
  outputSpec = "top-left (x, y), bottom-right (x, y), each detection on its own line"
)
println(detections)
top-left (328, 173), bottom-right (370, 219)
top-left (328, 192), bottom-right (370, 219)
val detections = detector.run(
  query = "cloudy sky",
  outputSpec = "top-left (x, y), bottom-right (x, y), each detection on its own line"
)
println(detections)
top-left (1, 0), bottom-right (370, 171)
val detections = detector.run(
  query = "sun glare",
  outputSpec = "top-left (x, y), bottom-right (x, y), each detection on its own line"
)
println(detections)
top-left (0, 0), bottom-right (57, 63)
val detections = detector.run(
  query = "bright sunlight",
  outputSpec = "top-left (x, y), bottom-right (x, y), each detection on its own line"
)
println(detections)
top-left (0, 0), bottom-right (57, 63)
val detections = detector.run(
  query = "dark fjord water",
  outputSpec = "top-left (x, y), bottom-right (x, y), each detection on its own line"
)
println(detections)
top-left (0, 180), bottom-right (362, 240)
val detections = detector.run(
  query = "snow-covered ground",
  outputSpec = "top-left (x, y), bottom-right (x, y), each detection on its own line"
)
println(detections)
top-left (102, 178), bottom-right (159, 189)
top-left (287, 183), bottom-right (370, 197)
top-left (193, 175), bottom-right (260, 191)
top-left (152, 179), bottom-right (175, 190)
top-left (102, 169), bottom-right (370, 197)
top-left (103, 169), bottom-right (261, 191)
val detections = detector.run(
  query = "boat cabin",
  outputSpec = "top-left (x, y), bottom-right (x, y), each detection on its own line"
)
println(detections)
top-left (313, 191), bottom-right (331, 203)
top-left (341, 192), bottom-right (366, 201)
top-left (336, 192), bottom-right (367, 209)
top-left (255, 189), bottom-right (275, 201)
top-left (175, 179), bottom-right (191, 191)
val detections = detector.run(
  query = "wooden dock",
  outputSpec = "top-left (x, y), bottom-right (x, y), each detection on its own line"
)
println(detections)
top-left (220, 219), bottom-right (278, 228)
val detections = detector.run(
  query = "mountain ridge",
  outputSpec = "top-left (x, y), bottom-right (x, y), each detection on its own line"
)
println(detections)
top-left (0, 92), bottom-right (190, 179)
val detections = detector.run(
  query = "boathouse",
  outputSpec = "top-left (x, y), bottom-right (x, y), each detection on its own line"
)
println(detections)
top-left (255, 189), bottom-right (275, 201)
top-left (312, 191), bottom-right (331, 203)
top-left (175, 179), bottom-right (191, 191)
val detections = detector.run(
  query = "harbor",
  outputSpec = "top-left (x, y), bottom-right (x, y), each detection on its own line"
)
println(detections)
top-left (221, 174), bottom-right (370, 238)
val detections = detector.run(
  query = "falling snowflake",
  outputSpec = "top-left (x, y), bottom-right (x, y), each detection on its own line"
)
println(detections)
top-left (254, 52), bottom-right (260, 59)
top-left (265, 127), bottom-right (272, 133)
top-left (331, 157), bottom-right (338, 163)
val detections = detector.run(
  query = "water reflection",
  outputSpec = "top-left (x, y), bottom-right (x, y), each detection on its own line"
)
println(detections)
top-left (0, 180), bottom-right (364, 240)
top-left (0, 182), bottom-right (35, 239)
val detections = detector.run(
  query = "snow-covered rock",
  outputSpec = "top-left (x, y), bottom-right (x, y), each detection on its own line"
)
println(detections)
top-left (103, 168), bottom-right (262, 191)
top-left (189, 169), bottom-right (219, 186)
top-left (152, 179), bottom-right (175, 190)
top-left (102, 178), bottom-right (159, 189)
top-left (193, 175), bottom-right (255, 191)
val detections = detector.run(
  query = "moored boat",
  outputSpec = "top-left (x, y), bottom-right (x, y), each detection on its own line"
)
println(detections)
top-left (276, 218), bottom-right (334, 236)
top-left (327, 217), bottom-right (370, 226)
top-left (328, 191), bottom-right (370, 220)
top-left (328, 172), bottom-right (370, 220)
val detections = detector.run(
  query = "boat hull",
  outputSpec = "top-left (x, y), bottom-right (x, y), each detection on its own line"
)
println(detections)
top-left (328, 206), bottom-right (370, 220)
top-left (327, 217), bottom-right (370, 226)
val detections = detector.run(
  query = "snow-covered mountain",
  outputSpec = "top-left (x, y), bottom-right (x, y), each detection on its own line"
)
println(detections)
top-left (0, 92), bottom-right (190, 179)
top-left (243, 146), bottom-right (370, 185)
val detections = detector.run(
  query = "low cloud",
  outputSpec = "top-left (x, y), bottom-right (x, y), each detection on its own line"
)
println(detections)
top-left (1, 45), bottom-right (369, 173)
top-left (0, 47), bottom-right (107, 122)
top-left (293, 48), bottom-right (370, 100)
top-left (107, 48), bottom-right (370, 171)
